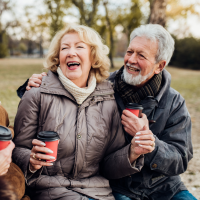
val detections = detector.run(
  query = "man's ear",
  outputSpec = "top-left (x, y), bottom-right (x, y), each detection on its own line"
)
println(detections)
top-left (154, 60), bottom-right (166, 74)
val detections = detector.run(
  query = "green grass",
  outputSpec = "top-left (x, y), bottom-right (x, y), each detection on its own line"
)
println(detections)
top-left (0, 59), bottom-right (45, 124)
top-left (166, 66), bottom-right (200, 115)
top-left (1, 59), bottom-right (200, 135)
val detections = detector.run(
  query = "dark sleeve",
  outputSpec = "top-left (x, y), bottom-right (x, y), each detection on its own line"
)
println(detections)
top-left (101, 104), bottom-right (144, 179)
top-left (144, 98), bottom-right (192, 176)
top-left (12, 87), bottom-right (43, 184)
top-left (17, 79), bottom-right (29, 98)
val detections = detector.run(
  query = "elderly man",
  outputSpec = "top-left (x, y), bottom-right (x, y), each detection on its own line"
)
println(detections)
top-left (106, 24), bottom-right (196, 200)
top-left (18, 24), bottom-right (195, 200)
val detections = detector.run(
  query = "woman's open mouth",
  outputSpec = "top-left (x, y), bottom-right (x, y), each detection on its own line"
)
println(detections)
top-left (67, 62), bottom-right (80, 70)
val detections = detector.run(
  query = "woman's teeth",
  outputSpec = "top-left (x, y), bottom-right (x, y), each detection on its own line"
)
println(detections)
top-left (67, 62), bottom-right (80, 67)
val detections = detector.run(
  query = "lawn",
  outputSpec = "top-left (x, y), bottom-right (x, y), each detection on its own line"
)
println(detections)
top-left (0, 59), bottom-right (46, 123)
top-left (0, 58), bottom-right (200, 198)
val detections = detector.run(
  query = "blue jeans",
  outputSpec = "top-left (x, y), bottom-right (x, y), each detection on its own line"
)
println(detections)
top-left (113, 192), bottom-right (132, 200)
top-left (172, 190), bottom-right (197, 200)
top-left (113, 190), bottom-right (197, 200)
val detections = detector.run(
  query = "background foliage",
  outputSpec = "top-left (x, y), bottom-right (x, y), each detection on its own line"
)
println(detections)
top-left (0, 0), bottom-right (199, 69)
top-left (170, 37), bottom-right (200, 70)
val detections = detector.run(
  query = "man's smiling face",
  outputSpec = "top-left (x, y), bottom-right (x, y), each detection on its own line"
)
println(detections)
top-left (123, 36), bottom-right (164, 87)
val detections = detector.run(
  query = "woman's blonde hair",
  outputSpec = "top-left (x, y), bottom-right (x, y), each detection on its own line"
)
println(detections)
top-left (44, 24), bottom-right (110, 83)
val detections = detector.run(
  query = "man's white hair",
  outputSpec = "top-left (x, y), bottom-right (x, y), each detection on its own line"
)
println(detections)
top-left (130, 24), bottom-right (175, 66)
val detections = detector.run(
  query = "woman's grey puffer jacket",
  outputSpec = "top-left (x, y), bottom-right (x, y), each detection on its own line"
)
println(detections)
top-left (13, 71), bottom-right (142, 200)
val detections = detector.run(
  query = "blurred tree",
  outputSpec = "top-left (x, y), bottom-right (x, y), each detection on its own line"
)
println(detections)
top-left (35, 13), bottom-right (49, 57)
top-left (0, 31), bottom-right (8, 57)
top-left (118, 0), bottom-right (142, 40)
top-left (44, 0), bottom-right (71, 38)
top-left (103, 0), bottom-right (114, 68)
top-left (19, 42), bottom-right (27, 54)
top-left (72, 0), bottom-right (100, 27)
top-left (115, 33), bottom-right (129, 57)
top-left (0, 0), bottom-right (10, 30)
top-left (166, 0), bottom-right (198, 21)
top-left (0, 0), bottom-right (20, 57)
top-left (94, 0), bottom-right (142, 68)
top-left (147, 0), bottom-right (199, 28)
top-left (0, 0), bottom-right (10, 57)
top-left (148, 0), bottom-right (167, 27)
top-left (22, 6), bottom-right (38, 56)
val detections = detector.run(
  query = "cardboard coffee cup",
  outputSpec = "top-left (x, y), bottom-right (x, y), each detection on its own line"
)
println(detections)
top-left (0, 125), bottom-right (12, 150)
top-left (37, 131), bottom-right (60, 162)
top-left (125, 103), bottom-right (143, 117)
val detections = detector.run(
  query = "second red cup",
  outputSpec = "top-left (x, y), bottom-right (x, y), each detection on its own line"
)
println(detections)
top-left (37, 131), bottom-right (60, 162)
top-left (0, 125), bottom-right (12, 151)
top-left (125, 103), bottom-right (143, 117)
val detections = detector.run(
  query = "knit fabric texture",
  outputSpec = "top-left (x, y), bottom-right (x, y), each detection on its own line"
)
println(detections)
top-left (114, 66), bottom-right (162, 105)
top-left (57, 67), bottom-right (96, 104)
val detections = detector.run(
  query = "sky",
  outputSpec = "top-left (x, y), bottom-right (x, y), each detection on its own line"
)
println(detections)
top-left (2, 0), bottom-right (200, 38)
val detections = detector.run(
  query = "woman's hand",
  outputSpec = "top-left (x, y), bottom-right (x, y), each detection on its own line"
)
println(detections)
top-left (129, 125), bottom-right (155, 164)
top-left (121, 111), bottom-right (149, 137)
top-left (26, 72), bottom-right (47, 91)
top-left (29, 139), bottom-right (55, 172)
top-left (0, 141), bottom-right (15, 175)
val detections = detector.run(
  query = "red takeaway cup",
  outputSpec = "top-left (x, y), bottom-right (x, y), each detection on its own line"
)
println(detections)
top-left (37, 131), bottom-right (60, 162)
top-left (0, 125), bottom-right (12, 150)
top-left (125, 103), bottom-right (143, 117)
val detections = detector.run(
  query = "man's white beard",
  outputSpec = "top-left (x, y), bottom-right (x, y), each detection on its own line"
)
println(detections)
top-left (122, 66), bottom-right (154, 86)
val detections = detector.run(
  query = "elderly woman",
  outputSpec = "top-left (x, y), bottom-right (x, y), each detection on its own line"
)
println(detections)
top-left (12, 24), bottom-right (144, 200)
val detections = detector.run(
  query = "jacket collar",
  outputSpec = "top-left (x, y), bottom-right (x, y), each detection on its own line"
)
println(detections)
top-left (138, 69), bottom-right (171, 118)
top-left (154, 69), bottom-right (171, 109)
top-left (40, 70), bottom-right (114, 104)
top-left (40, 70), bottom-right (76, 102)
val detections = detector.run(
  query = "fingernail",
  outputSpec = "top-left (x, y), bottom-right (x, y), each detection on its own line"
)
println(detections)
top-left (135, 141), bottom-right (140, 143)
top-left (139, 144), bottom-right (143, 147)
top-left (135, 136), bottom-right (140, 139)
top-left (49, 156), bottom-right (55, 159)
top-left (49, 163), bottom-right (53, 165)
top-left (41, 142), bottom-right (46, 146)
top-left (136, 132), bottom-right (141, 135)
top-left (48, 149), bottom-right (53, 153)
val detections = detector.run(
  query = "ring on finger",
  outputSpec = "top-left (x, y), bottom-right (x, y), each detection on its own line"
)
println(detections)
top-left (32, 153), bottom-right (41, 161)
top-left (32, 153), bottom-right (37, 160)
top-left (151, 142), bottom-right (155, 148)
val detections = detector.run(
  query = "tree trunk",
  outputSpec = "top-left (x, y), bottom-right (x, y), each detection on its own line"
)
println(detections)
top-left (39, 35), bottom-right (43, 58)
top-left (104, 1), bottom-right (114, 68)
top-left (27, 40), bottom-right (33, 56)
top-left (148, 0), bottom-right (167, 27)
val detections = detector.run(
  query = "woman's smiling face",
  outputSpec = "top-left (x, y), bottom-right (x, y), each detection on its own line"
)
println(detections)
top-left (59, 33), bottom-right (92, 88)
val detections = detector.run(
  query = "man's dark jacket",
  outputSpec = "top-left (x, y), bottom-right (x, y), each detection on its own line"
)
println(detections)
top-left (105, 69), bottom-right (192, 200)
top-left (17, 69), bottom-right (192, 200)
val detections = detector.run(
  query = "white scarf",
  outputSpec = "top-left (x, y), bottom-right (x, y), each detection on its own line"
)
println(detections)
top-left (57, 67), bottom-right (96, 104)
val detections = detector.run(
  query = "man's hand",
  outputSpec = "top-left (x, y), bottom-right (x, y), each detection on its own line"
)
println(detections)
top-left (0, 141), bottom-right (15, 175)
top-left (26, 72), bottom-right (47, 91)
top-left (121, 110), bottom-right (149, 137)
top-left (129, 125), bottom-right (155, 164)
